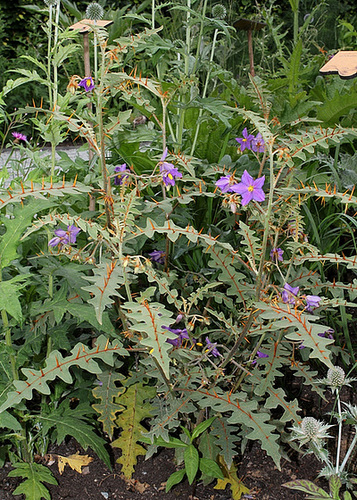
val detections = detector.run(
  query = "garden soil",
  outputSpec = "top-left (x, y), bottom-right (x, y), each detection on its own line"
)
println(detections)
top-left (0, 438), bottom-right (323, 500)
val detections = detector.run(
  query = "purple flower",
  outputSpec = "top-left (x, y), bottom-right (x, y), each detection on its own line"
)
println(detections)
top-left (251, 133), bottom-right (265, 153)
top-left (49, 225), bottom-right (81, 247)
top-left (163, 326), bottom-right (190, 347)
top-left (114, 163), bottom-right (129, 185)
top-left (282, 283), bottom-right (299, 304)
top-left (149, 250), bottom-right (165, 264)
top-left (159, 148), bottom-right (182, 187)
top-left (205, 337), bottom-right (221, 357)
top-left (257, 350), bottom-right (269, 358)
top-left (318, 328), bottom-right (334, 339)
top-left (78, 76), bottom-right (95, 92)
top-left (270, 247), bottom-right (284, 262)
top-left (12, 131), bottom-right (27, 142)
top-left (215, 175), bottom-right (235, 193)
top-left (235, 128), bottom-right (255, 151)
top-left (252, 350), bottom-right (269, 365)
top-left (305, 295), bottom-right (321, 312)
top-left (230, 170), bottom-right (265, 206)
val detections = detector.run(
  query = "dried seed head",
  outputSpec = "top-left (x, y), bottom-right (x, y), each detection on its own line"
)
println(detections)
top-left (86, 2), bottom-right (104, 21)
top-left (44, 0), bottom-right (58, 6)
top-left (327, 366), bottom-right (345, 388)
top-left (212, 4), bottom-right (227, 20)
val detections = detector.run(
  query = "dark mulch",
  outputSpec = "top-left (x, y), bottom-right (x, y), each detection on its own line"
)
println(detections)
top-left (0, 437), bottom-right (324, 500)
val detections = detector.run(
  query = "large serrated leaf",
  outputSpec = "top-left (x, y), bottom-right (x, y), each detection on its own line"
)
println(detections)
top-left (0, 198), bottom-right (54, 269)
top-left (38, 405), bottom-right (111, 468)
top-left (0, 275), bottom-right (29, 322)
top-left (123, 300), bottom-right (176, 378)
top-left (0, 336), bottom-right (126, 413)
top-left (9, 462), bottom-right (57, 500)
top-left (257, 301), bottom-right (334, 368)
top-left (112, 382), bottom-right (156, 478)
top-left (82, 260), bottom-right (125, 324)
top-left (211, 419), bottom-right (239, 469)
top-left (237, 221), bottom-right (261, 274)
top-left (214, 456), bottom-right (250, 500)
top-left (191, 388), bottom-right (281, 470)
top-left (92, 369), bottom-right (126, 439)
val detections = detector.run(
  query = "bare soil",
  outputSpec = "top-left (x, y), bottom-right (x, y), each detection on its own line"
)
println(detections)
top-left (0, 437), bottom-right (323, 500)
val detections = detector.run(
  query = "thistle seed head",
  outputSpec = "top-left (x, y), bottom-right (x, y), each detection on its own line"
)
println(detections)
top-left (212, 4), bottom-right (227, 20)
top-left (327, 366), bottom-right (345, 388)
top-left (301, 417), bottom-right (320, 439)
top-left (86, 2), bottom-right (104, 21)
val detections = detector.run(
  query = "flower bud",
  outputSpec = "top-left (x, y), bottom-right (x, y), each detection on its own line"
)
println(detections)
top-left (301, 417), bottom-right (320, 439)
top-left (86, 2), bottom-right (104, 21)
top-left (212, 4), bottom-right (227, 20)
top-left (327, 366), bottom-right (345, 388)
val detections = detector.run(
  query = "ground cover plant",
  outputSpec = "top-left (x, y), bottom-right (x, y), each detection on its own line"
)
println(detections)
top-left (0, 1), bottom-right (357, 499)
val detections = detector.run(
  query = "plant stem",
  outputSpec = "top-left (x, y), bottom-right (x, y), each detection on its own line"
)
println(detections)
top-left (255, 141), bottom-right (275, 299)
top-left (97, 41), bottom-right (112, 229)
top-left (47, 4), bottom-right (53, 109)
top-left (152, 0), bottom-right (155, 30)
top-left (339, 427), bottom-right (357, 474)
top-left (192, 0), bottom-right (208, 75)
top-left (176, 0), bottom-right (191, 150)
top-left (191, 28), bottom-right (219, 157)
top-left (335, 394), bottom-right (342, 473)
top-left (94, 22), bottom-right (98, 82)
top-left (53, 0), bottom-right (61, 107)
top-left (1, 309), bottom-right (18, 382)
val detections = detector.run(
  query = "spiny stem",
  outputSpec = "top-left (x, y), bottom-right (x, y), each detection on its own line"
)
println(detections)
top-left (255, 141), bottom-right (275, 300)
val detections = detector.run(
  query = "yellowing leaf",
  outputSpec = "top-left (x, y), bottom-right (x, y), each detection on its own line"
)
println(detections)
top-left (56, 452), bottom-right (93, 475)
top-left (214, 456), bottom-right (250, 500)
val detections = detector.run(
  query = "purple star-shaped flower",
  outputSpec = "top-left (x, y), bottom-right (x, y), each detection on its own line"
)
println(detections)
top-left (252, 350), bottom-right (269, 365)
top-left (318, 328), bottom-right (334, 339)
top-left (12, 132), bottom-right (27, 142)
top-left (163, 326), bottom-right (190, 347)
top-left (149, 250), bottom-right (165, 264)
top-left (215, 175), bottom-right (235, 193)
top-left (236, 128), bottom-right (255, 152)
top-left (205, 337), bottom-right (221, 357)
top-left (230, 170), bottom-right (265, 206)
top-left (251, 133), bottom-right (265, 153)
top-left (114, 163), bottom-right (129, 185)
top-left (270, 247), bottom-right (284, 262)
top-left (305, 295), bottom-right (321, 312)
top-left (282, 283), bottom-right (300, 304)
top-left (159, 148), bottom-right (182, 187)
top-left (257, 350), bottom-right (269, 358)
top-left (49, 225), bottom-right (81, 247)
top-left (78, 76), bottom-right (95, 92)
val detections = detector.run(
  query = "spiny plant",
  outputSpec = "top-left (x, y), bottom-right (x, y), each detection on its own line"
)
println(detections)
top-left (1, 4), bottom-right (357, 500)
